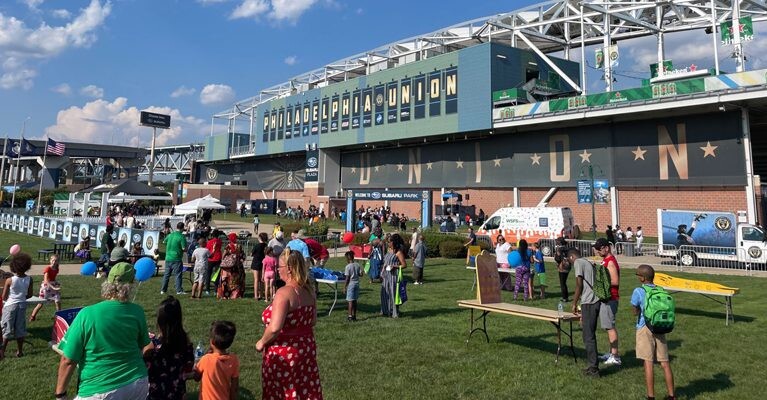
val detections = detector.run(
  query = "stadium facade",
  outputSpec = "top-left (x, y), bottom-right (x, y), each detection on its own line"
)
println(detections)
top-left (192, 1), bottom-right (767, 236)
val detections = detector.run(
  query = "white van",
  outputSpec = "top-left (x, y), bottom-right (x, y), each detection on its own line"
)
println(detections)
top-left (477, 207), bottom-right (574, 255)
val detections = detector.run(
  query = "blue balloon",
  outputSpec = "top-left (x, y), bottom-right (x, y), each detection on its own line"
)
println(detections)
top-left (134, 258), bottom-right (156, 282)
top-left (80, 261), bottom-right (97, 276)
top-left (507, 251), bottom-right (523, 268)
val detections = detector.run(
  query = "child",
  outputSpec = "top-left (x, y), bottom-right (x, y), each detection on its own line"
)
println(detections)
top-left (631, 265), bottom-right (675, 400)
top-left (344, 251), bottom-right (362, 322)
top-left (512, 240), bottom-right (532, 301)
top-left (533, 242), bottom-right (547, 299)
top-left (1, 253), bottom-right (33, 359)
top-left (144, 296), bottom-right (194, 400)
top-left (412, 234), bottom-right (426, 285)
top-left (368, 238), bottom-right (383, 283)
top-left (261, 247), bottom-right (277, 302)
top-left (191, 238), bottom-right (211, 299)
top-left (29, 254), bottom-right (62, 321)
top-left (195, 320), bottom-right (239, 400)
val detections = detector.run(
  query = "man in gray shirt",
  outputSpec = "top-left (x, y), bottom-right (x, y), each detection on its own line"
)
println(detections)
top-left (569, 247), bottom-right (602, 377)
top-left (412, 234), bottom-right (426, 285)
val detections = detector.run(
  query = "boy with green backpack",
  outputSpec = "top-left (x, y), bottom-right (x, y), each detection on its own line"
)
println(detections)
top-left (631, 264), bottom-right (676, 400)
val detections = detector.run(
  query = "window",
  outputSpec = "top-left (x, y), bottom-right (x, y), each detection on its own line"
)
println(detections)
top-left (742, 226), bottom-right (764, 242)
top-left (484, 216), bottom-right (501, 230)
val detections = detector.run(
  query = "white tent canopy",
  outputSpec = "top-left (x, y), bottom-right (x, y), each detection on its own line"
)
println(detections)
top-left (174, 197), bottom-right (226, 215)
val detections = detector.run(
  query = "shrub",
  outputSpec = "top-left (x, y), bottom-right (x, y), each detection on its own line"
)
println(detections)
top-left (321, 240), bottom-right (337, 249)
top-left (280, 222), bottom-right (303, 235)
top-left (303, 221), bottom-right (329, 238)
top-left (352, 233), bottom-right (370, 245)
top-left (439, 240), bottom-right (466, 258)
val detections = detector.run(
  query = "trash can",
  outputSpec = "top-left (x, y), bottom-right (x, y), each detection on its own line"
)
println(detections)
top-left (625, 243), bottom-right (635, 257)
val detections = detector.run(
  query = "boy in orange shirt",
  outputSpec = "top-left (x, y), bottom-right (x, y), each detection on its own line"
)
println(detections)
top-left (195, 320), bottom-right (239, 400)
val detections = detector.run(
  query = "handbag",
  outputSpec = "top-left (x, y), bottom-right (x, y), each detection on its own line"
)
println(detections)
top-left (395, 267), bottom-right (408, 305)
top-left (220, 253), bottom-right (237, 269)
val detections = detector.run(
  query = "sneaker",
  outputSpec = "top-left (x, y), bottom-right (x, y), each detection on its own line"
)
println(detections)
top-left (176, 291), bottom-right (187, 295)
top-left (604, 354), bottom-right (622, 366)
top-left (599, 352), bottom-right (612, 361)
top-left (160, 291), bottom-right (166, 295)
top-left (204, 291), bottom-right (210, 296)
top-left (582, 367), bottom-right (600, 378)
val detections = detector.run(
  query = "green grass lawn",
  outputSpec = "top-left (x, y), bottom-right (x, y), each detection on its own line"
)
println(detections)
top-left (3, 257), bottom-right (763, 399)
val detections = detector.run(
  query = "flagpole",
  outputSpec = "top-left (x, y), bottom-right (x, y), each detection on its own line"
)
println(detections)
top-left (36, 135), bottom-right (49, 215)
top-left (0, 135), bottom-right (8, 199)
top-left (11, 117), bottom-right (30, 209)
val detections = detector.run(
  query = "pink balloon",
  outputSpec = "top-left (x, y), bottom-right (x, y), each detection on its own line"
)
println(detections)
top-left (9, 244), bottom-right (21, 255)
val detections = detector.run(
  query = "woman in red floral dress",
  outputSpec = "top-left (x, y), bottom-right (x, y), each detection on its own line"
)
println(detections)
top-left (256, 250), bottom-right (323, 400)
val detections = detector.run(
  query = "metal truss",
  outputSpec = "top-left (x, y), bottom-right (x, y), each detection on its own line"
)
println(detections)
top-left (214, 1), bottom-right (767, 133)
top-left (138, 144), bottom-right (206, 176)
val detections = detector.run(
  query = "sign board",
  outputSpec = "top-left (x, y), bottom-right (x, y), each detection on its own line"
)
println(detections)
top-left (721, 16), bottom-right (754, 45)
top-left (595, 48), bottom-right (604, 69)
top-left (594, 179), bottom-right (609, 203)
top-left (577, 180), bottom-right (592, 204)
top-left (25, 200), bottom-right (35, 212)
top-left (650, 60), bottom-right (674, 78)
top-left (140, 111), bottom-right (171, 129)
top-left (305, 150), bottom-right (319, 182)
top-left (351, 190), bottom-right (424, 201)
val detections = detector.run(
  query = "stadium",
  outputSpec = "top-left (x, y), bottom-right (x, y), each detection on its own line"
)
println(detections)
top-left (192, 0), bottom-right (767, 237)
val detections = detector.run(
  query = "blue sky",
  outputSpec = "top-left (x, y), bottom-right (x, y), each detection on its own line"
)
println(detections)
top-left (0, 0), bottom-right (761, 148)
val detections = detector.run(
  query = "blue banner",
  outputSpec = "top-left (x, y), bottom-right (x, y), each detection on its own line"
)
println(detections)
top-left (577, 180), bottom-right (592, 204)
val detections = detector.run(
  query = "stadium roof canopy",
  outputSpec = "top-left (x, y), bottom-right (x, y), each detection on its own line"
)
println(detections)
top-left (215, 0), bottom-right (767, 122)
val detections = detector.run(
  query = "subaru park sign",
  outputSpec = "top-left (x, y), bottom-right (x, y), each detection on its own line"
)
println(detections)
top-left (140, 111), bottom-right (171, 129)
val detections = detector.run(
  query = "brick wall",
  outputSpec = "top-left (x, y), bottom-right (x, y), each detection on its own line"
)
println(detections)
top-left (617, 187), bottom-right (747, 236)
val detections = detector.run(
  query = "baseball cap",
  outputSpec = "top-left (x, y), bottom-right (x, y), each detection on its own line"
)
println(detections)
top-left (108, 262), bottom-right (135, 284)
top-left (275, 231), bottom-right (284, 239)
top-left (592, 238), bottom-right (611, 250)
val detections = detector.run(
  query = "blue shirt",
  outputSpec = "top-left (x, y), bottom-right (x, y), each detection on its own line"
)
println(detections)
top-left (287, 239), bottom-right (310, 258)
top-left (630, 284), bottom-right (656, 329)
top-left (534, 250), bottom-right (545, 273)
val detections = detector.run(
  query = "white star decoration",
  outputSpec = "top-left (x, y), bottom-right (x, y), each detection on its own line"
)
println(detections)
top-left (426, 162), bottom-right (433, 170)
top-left (700, 141), bottom-right (718, 158)
top-left (374, 166), bottom-right (379, 172)
top-left (530, 153), bottom-right (541, 165)
top-left (397, 164), bottom-right (404, 171)
top-left (632, 146), bottom-right (647, 161)
top-left (579, 150), bottom-right (592, 163)
top-left (350, 167), bottom-right (356, 174)
top-left (456, 160), bottom-right (464, 169)
top-left (493, 158), bottom-right (502, 167)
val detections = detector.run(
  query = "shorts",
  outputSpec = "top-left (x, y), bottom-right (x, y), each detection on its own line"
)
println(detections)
top-left (1, 302), bottom-right (27, 339)
top-left (39, 281), bottom-right (61, 302)
top-left (74, 377), bottom-right (149, 400)
top-left (599, 300), bottom-right (618, 329)
top-left (263, 271), bottom-right (275, 280)
top-left (535, 272), bottom-right (547, 287)
top-left (346, 281), bottom-right (359, 301)
top-left (635, 325), bottom-right (669, 362)
top-left (193, 269), bottom-right (206, 284)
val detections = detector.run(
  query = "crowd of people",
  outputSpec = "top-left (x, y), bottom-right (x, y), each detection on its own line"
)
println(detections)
top-left (0, 211), bottom-right (677, 400)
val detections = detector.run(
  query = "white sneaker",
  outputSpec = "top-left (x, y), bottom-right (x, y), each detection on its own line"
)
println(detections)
top-left (599, 352), bottom-right (611, 361)
top-left (604, 354), bottom-right (622, 366)
top-left (160, 291), bottom-right (166, 295)
top-left (176, 291), bottom-right (187, 295)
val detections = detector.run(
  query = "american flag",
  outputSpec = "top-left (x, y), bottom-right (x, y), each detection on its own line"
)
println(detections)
top-left (46, 138), bottom-right (66, 156)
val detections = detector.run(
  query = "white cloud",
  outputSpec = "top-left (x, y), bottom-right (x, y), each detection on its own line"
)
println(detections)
top-left (0, 0), bottom-right (111, 90)
top-left (23, 0), bottom-right (45, 11)
top-left (80, 84), bottom-right (104, 98)
top-left (51, 83), bottom-right (71, 96)
top-left (269, 0), bottom-right (317, 21)
top-left (198, 0), bottom-right (230, 4)
top-left (229, 0), bottom-right (319, 22)
top-left (0, 69), bottom-right (36, 89)
top-left (44, 97), bottom-right (208, 147)
top-left (200, 84), bottom-right (236, 106)
top-left (170, 85), bottom-right (196, 98)
top-left (230, 0), bottom-right (269, 19)
top-left (284, 55), bottom-right (297, 65)
top-left (51, 9), bottom-right (72, 20)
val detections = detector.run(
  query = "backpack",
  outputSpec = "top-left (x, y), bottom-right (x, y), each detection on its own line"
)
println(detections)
top-left (592, 263), bottom-right (612, 302)
top-left (643, 285), bottom-right (676, 334)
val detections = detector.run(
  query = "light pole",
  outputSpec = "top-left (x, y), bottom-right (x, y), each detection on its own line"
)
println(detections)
top-left (579, 164), bottom-right (605, 239)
